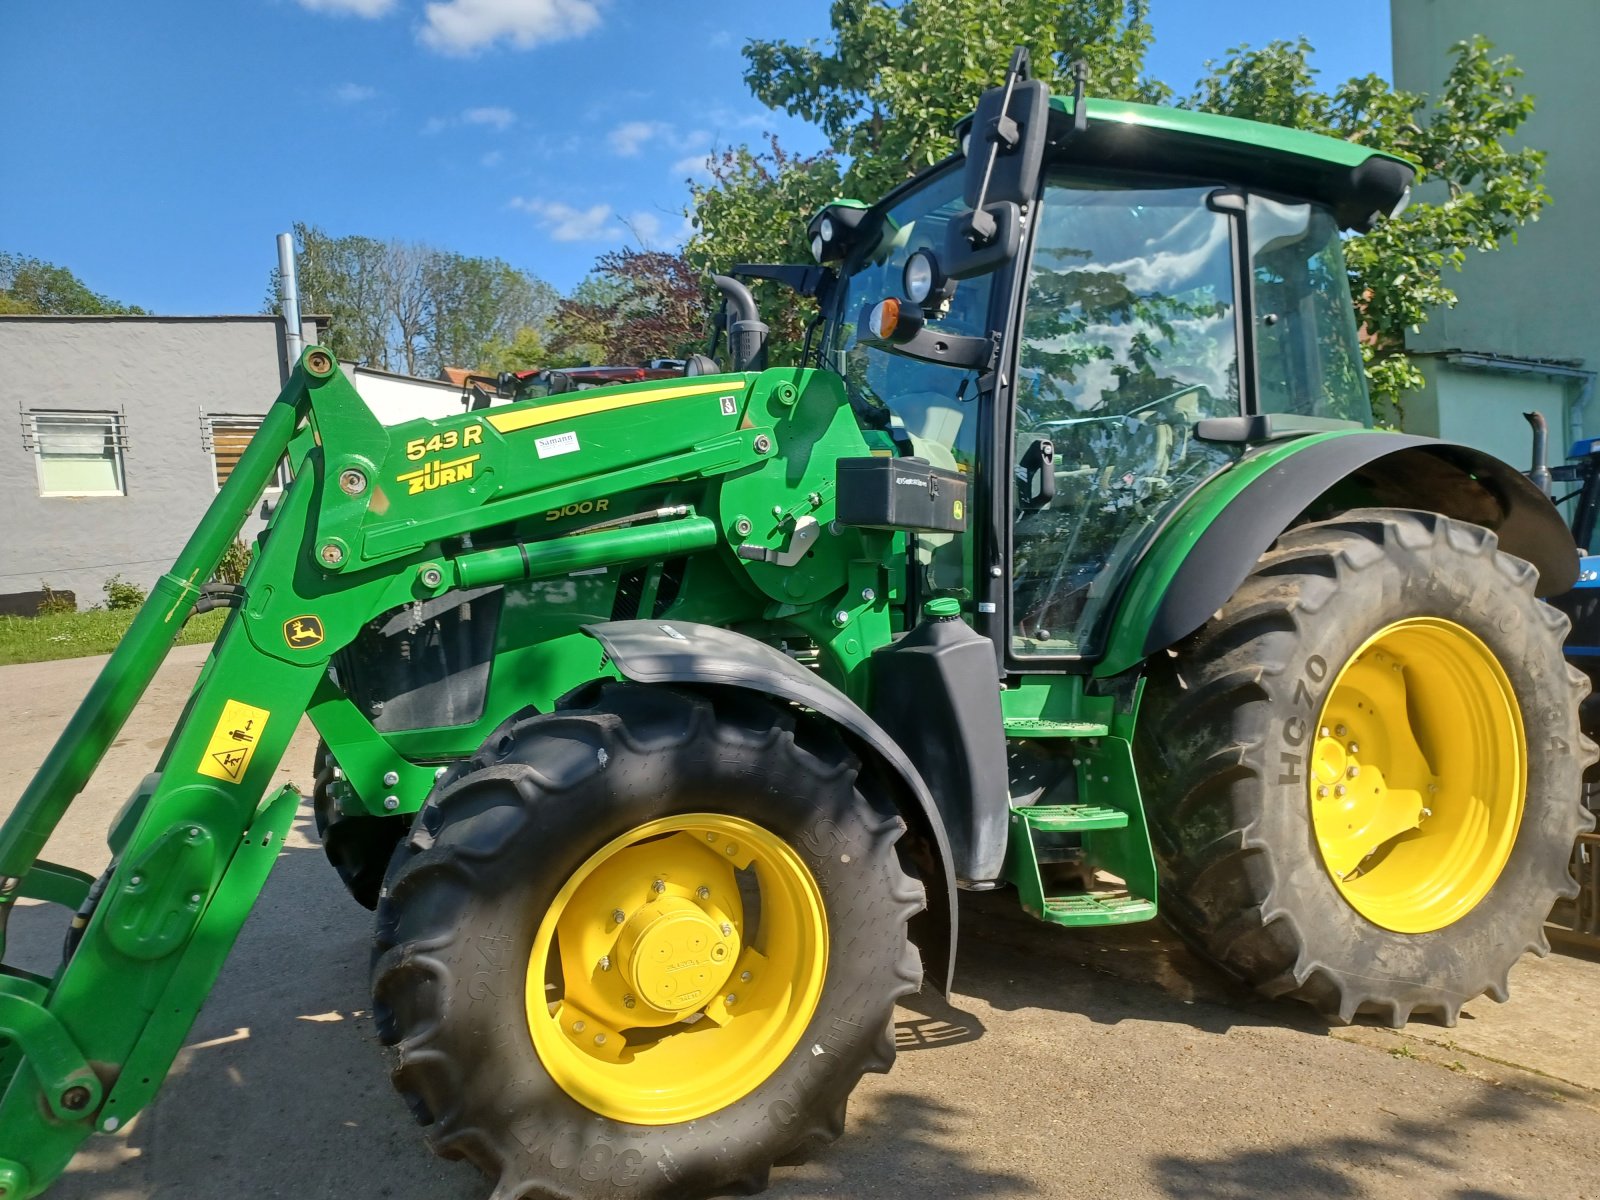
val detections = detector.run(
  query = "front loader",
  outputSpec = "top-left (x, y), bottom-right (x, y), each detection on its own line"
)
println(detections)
top-left (1, 50), bottom-right (1591, 1200)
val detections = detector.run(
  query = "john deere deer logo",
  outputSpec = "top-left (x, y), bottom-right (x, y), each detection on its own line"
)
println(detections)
top-left (283, 615), bottom-right (325, 648)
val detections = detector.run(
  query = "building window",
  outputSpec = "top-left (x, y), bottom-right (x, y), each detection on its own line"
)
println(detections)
top-left (203, 415), bottom-right (289, 492)
top-left (25, 410), bottom-right (127, 497)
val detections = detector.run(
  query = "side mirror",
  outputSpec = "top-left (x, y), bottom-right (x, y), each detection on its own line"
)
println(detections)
top-left (947, 50), bottom-right (1049, 280)
top-left (1019, 438), bottom-right (1055, 510)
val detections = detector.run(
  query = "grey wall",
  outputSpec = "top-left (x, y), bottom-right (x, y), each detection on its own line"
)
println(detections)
top-left (0, 315), bottom-right (317, 608)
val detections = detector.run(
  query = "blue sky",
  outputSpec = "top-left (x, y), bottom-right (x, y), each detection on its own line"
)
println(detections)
top-left (1, 0), bottom-right (1390, 315)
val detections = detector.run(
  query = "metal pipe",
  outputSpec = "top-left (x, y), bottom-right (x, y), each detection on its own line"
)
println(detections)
top-left (277, 233), bottom-right (304, 373)
top-left (454, 517), bottom-right (718, 591)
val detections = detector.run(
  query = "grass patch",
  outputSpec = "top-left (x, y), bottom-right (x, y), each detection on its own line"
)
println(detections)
top-left (0, 609), bottom-right (226, 667)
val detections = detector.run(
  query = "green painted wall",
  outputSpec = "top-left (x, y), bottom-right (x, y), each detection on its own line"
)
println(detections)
top-left (1391, 0), bottom-right (1600, 371)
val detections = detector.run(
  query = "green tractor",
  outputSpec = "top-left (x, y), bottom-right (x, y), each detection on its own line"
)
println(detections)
top-left (0, 50), bottom-right (1590, 1200)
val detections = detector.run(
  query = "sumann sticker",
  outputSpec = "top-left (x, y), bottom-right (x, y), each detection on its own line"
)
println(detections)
top-left (396, 452), bottom-right (481, 496)
top-left (535, 430), bottom-right (580, 459)
top-left (197, 699), bottom-right (271, 783)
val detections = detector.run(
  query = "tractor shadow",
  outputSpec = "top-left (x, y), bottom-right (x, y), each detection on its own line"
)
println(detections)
top-left (939, 887), bottom-right (1315, 1036)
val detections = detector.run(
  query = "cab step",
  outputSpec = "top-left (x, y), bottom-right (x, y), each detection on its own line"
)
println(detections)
top-left (1001, 717), bottom-right (1110, 738)
top-left (1013, 804), bottom-right (1128, 832)
top-left (1040, 894), bottom-right (1158, 926)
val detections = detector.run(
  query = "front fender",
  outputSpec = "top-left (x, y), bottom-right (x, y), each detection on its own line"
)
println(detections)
top-left (581, 619), bottom-right (960, 994)
top-left (1098, 431), bottom-right (1578, 677)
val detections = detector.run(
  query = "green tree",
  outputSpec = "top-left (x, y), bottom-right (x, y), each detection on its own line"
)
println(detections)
top-left (0, 252), bottom-right (145, 315)
top-left (704, 4), bottom-right (1544, 416)
top-left (272, 225), bottom-right (560, 376)
top-left (744, 0), bottom-right (1165, 198)
top-left (684, 137), bottom-right (842, 361)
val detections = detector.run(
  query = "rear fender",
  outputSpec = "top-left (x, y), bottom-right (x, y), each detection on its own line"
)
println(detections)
top-left (1098, 432), bottom-right (1579, 677)
top-left (582, 619), bottom-right (959, 994)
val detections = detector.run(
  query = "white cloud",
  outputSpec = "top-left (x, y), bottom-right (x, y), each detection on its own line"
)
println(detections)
top-left (608, 120), bottom-right (668, 156)
top-left (464, 105), bottom-right (516, 130)
top-left (622, 211), bottom-right (695, 248)
top-left (296, 0), bottom-right (395, 15)
top-left (512, 197), bottom-right (615, 241)
top-left (480, 149), bottom-right (505, 167)
top-left (670, 152), bottom-right (713, 181)
top-left (420, 0), bottom-right (604, 55)
top-left (708, 29), bottom-right (732, 48)
top-left (333, 82), bottom-right (377, 103)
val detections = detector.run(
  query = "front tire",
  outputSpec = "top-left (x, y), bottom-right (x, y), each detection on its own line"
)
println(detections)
top-left (372, 682), bottom-right (923, 1198)
top-left (1138, 508), bottom-right (1593, 1025)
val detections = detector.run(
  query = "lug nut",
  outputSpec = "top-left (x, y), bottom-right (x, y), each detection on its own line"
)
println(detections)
top-left (613, 909), bottom-right (626, 924)
top-left (705, 832), bottom-right (717, 842)
top-left (1317, 785), bottom-right (1329, 798)
top-left (623, 994), bottom-right (636, 1009)
top-left (1320, 726), bottom-right (1330, 738)
top-left (697, 886), bottom-right (710, 899)
top-left (652, 879), bottom-right (666, 895)
top-left (720, 922), bottom-right (733, 937)
top-left (725, 844), bottom-right (738, 856)
top-left (598, 956), bottom-right (612, 972)
top-left (1348, 742), bottom-right (1359, 755)
top-left (1421, 807), bottom-right (1433, 819)
top-left (1335, 785), bottom-right (1347, 797)
top-left (725, 994), bottom-right (737, 1006)
top-left (740, 970), bottom-right (752, 982)
top-left (573, 1020), bottom-right (586, 1033)
top-left (595, 1034), bottom-right (607, 1045)
top-left (1346, 765), bottom-right (1360, 779)
top-left (1335, 725), bottom-right (1347, 737)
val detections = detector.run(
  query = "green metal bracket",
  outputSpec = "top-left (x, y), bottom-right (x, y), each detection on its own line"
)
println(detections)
top-left (94, 784), bottom-right (301, 1132)
top-left (0, 994), bottom-right (101, 1122)
top-left (0, 1157), bottom-right (28, 1199)
top-left (16, 863), bottom-right (94, 911)
top-left (102, 822), bottom-right (220, 961)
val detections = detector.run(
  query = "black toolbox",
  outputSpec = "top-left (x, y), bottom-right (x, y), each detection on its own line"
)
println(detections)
top-left (836, 456), bottom-right (968, 534)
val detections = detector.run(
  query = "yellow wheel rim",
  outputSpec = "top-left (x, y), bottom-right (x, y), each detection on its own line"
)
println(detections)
top-left (525, 813), bottom-right (828, 1124)
top-left (1309, 618), bottom-right (1526, 934)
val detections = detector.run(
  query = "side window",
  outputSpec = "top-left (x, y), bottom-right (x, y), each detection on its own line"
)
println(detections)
top-left (1011, 180), bottom-right (1241, 657)
top-left (26, 410), bottom-right (127, 497)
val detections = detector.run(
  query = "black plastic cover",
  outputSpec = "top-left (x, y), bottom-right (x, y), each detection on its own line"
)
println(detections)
top-left (870, 614), bottom-right (1008, 885)
top-left (837, 456), bottom-right (969, 534)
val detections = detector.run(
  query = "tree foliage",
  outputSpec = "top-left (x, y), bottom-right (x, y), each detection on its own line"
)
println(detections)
top-left (697, 4), bottom-right (1546, 415)
top-left (550, 250), bottom-right (704, 365)
top-left (271, 223), bottom-right (558, 377)
top-left (684, 136), bottom-right (842, 361)
top-left (0, 252), bottom-right (145, 315)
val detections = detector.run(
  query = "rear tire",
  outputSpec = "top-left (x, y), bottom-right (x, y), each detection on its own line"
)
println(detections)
top-left (372, 682), bottom-right (923, 1198)
top-left (1138, 508), bottom-right (1593, 1026)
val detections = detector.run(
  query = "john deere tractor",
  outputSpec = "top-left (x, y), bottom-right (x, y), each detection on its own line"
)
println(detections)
top-left (0, 51), bottom-right (1590, 1200)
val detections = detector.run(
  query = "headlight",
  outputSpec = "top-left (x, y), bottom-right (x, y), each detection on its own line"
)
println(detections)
top-left (1389, 184), bottom-right (1412, 220)
top-left (819, 215), bottom-right (835, 243)
top-left (811, 234), bottom-right (824, 262)
top-left (904, 250), bottom-right (935, 306)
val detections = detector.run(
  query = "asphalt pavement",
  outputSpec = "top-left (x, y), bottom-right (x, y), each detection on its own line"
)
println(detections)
top-left (4, 646), bottom-right (1599, 1200)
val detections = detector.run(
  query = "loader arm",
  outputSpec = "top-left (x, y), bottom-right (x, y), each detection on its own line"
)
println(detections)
top-left (0, 348), bottom-right (798, 1196)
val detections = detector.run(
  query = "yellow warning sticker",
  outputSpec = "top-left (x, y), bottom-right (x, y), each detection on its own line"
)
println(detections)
top-left (197, 699), bottom-right (271, 784)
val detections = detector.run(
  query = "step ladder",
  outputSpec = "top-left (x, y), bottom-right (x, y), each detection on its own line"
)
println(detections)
top-left (1006, 801), bottom-right (1157, 927)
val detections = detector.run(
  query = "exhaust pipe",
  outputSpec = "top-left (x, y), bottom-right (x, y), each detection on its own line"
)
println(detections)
top-left (711, 274), bottom-right (768, 373)
top-left (277, 233), bottom-right (304, 372)
top-left (1525, 410), bottom-right (1552, 497)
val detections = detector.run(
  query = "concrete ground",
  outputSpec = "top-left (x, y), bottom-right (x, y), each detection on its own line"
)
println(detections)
top-left (4, 646), bottom-right (1600, 1200)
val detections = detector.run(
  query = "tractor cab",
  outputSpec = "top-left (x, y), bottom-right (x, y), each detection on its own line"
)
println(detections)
top-left (808, 53), bottom-right (1411, 661)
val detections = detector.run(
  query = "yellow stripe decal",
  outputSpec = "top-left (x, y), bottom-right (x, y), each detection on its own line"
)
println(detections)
top-left (484, 379), bottom-right (748, 435)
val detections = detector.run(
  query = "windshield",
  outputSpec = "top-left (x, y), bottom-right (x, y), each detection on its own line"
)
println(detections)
top-left (821, 168), bottom-right (994, 475)
top-left (1249, 196), bottom-right (1370, 424)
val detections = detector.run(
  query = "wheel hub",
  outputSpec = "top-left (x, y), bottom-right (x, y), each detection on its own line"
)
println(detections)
top-left (617, 895), bottom-right (739, 1016)
top-left (1308, 618), bottom-right (1525, 933)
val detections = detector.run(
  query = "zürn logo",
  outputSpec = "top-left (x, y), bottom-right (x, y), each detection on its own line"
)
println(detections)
top-left (283, 615), bottom-right (325, 648)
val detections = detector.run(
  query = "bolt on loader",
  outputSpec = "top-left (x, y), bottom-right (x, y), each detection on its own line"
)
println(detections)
top-left (0, 49), bottom-right (1591, 1200)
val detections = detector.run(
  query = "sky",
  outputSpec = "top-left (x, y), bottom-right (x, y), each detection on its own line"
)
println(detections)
top-left (0, 0), bottom-right (1392, 315)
